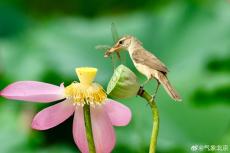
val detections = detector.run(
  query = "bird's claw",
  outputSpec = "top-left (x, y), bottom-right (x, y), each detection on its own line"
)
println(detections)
top-left (152, 94), bottom-right (156, 101)
top-left (137, 86), bottom-right (145, 96)
top-left (140, 84), bottom-right (145, 88)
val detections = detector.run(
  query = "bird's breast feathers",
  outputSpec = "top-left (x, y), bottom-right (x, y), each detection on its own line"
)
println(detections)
top-left (133, 60), bottom-right (159, 80)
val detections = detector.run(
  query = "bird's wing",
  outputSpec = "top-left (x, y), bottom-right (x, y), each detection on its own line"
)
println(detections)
top-left (132, 49), bottom-right (169, 73)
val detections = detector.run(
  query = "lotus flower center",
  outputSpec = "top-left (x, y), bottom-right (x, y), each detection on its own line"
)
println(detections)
top-left (64, 67), bottom-right (107, 106)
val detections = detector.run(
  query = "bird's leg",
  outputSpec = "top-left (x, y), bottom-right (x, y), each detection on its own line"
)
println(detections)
top-left (152, 80), bottom-right (160, 99)
top-left (141, 79), bottom-right (150, 88)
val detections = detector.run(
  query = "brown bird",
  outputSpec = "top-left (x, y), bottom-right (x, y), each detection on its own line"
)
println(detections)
top-left (104, 36), bottom-right (181, 101)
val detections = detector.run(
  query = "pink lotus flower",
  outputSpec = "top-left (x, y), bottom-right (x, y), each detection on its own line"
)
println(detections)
top-left (0, 67), bottom-right (132, 153)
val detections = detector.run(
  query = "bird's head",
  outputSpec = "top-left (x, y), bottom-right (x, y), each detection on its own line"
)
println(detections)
top-left (104, 36), bottom-right (133, 58)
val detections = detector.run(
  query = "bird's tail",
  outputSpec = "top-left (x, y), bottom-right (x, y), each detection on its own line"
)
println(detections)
top-left (158, 72), bottom-right (182, 101)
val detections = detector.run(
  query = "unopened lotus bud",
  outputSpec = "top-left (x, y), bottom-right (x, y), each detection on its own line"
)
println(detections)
top-left (107, 64), bottom-right (140, 98)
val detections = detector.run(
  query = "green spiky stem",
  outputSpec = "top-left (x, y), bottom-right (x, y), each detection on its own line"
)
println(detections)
top-left (137, 87), bottom-right (159, 153)
top-left (83, 104), bottom-right (96, 153)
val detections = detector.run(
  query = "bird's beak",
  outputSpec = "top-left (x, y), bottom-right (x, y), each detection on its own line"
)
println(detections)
top-left (104, 44), bottom-right (121, 58)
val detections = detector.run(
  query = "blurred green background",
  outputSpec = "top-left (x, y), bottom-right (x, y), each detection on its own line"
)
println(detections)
top-left (0, 0), bottom-right (230, 153)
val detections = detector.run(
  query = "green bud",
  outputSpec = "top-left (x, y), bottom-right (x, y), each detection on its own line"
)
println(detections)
top-left (107, 64), bottom-right (140, 98)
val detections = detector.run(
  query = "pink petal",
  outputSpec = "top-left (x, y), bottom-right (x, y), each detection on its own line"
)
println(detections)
top-left (105, 99), bottom-right (132, 126)
top-left (91, 107), bottom-right (116, 153)
top-left (32, 100), bottom-right (74, 130)
top-left (73, 107), bottom-right (89, 153)
top-left (0, 81), bottom-right (64, 102)
top-left (73, 106), bottom-right (115, 153)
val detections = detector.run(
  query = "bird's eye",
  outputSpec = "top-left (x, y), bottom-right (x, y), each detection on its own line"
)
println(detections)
top-left (119, 40), bottom-right (123, 45)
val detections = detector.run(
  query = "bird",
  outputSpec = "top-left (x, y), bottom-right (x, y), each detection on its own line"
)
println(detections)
top-left (104, 35), bottom-right (181, 101)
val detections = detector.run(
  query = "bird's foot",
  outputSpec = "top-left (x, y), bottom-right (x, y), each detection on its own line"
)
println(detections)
top-left (137, 86), bottom-right (145, 96)
top-left (152, 94), bottom-right (157, 101)
top-left (140, 85), bottom-right (144, 89)
top-left (140, 84), bottom-right (145, 88)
